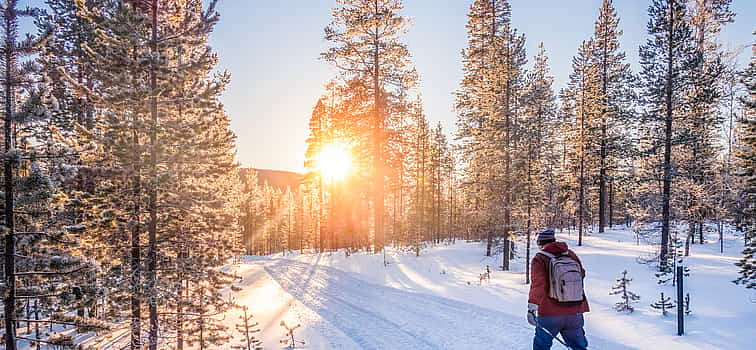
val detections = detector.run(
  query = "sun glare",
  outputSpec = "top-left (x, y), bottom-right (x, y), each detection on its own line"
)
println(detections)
top-left (318, 143), bottom-right (352, 182)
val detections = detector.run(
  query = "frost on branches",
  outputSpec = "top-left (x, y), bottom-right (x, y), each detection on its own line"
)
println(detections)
top-left (610, 270), bottom-right (640, 313)
top-left (650, 292), bottom-right (676, 316)
top-left (279, 320), bottom-right (305, 349)
top-left (232, 305), bottom-right (263, 350)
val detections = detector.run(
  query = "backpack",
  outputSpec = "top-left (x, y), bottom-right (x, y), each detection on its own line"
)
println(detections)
top-left (538, 250), bottom-right (585, 305)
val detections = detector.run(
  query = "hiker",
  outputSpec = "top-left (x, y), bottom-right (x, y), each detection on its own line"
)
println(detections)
top-left (527, 229), bottom-right (590, 350)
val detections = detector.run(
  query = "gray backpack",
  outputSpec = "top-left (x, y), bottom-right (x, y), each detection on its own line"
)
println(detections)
top-left (538, 250), bottom-right (585, 304)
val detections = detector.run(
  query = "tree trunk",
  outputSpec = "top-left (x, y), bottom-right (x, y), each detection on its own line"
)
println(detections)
top-left (502, 34), bottom-right (513, 272)
top-left (609, 178), bottom-right (614, 228)
top-left (130, 126), bottom-right (142, 350)
top-left (660, 0), bottom-right (675, 270)
top-left (34, 300), bottom-right (40, 350)
top-left (372, 0), bottom-right (385, 254)
top-left (526, 149), bottom-right (533, 284)
top-left (599, 30), bottom-right (609, 234)
top-left (3, 8), bottom-right (17, 348)
top-left (147, 1), bottom-right (160, 348)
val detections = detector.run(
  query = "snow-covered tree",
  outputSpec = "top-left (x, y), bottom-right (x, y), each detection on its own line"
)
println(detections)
top-left (69, 1), bottom-right (242, 349)
top-left (562, 40), bottom-right (602, 246)
top-left (322, 0), bottom-right (418, 253)
top-left (590, 0), bottom-right (635, 232)
top-left (734, 37), bottom-right (755, 290)
top-left (232, 305), bottom-right (263, 350)
top-left (678, 0), bottom-right (734, 245)
top-left (0, 1), bottom-right (110, 348)
top-left (650, 292), bottom-right (676, 316)
top-left (520, 42), bottom-right (557, 283)
top-left (610, 270), bottom-right (640, 313)
top-left (456, 0), bottom-right (527, 268)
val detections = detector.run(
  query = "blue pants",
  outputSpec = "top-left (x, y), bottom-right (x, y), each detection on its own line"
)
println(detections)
top-left (533, 314), bottom-right (588, 350)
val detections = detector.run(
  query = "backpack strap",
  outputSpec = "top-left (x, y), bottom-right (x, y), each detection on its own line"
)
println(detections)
top-left (537, 250), bottom-right (567, 259)
top-left (537, 250), bottom-right (556, 259)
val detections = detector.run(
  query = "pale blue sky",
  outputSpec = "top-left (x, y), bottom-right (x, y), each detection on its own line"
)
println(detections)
top-left (210, 0), bottom-right (753, 172)
top-left (28, 1), bottom-right (753, 172)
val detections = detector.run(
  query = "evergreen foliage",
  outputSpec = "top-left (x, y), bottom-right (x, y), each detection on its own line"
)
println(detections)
top-left (610, 270), bottom-right (640, 313)
top-left (734, 36), bottom-right (756, 289)
top-left (279, 320), bottom-right (305, 349)
top-left (321, 0), bottom-right (418, 253)
top-left (232, 305), bottom-right (263, 350)
top-left (455, 0), bottom-right (527, 269)
top-left (650, 292), bottom-right (676, 316)
top-left (637, 0), bottom-right (701, 270)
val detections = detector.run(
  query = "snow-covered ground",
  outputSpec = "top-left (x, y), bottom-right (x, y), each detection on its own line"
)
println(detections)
top-left (16, 226), bottom-right (754, 349)
top-left (222, 226), bottom-right (755, 350)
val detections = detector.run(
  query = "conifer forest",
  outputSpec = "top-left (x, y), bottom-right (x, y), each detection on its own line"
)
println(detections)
top-left (0, 0), bottom-right (754, 349)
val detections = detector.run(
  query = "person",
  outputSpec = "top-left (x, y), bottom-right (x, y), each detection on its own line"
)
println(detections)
top-left (527, 229), bottom-right (590, 350)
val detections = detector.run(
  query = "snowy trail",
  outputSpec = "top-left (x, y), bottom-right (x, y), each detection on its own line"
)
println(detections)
top-left (265, 259), bottom-right (632, 350)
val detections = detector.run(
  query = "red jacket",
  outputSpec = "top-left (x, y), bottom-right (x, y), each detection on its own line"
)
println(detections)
top-left (528, 242), bottom-right (590, 316)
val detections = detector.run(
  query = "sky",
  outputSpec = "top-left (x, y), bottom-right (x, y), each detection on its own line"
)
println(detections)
top-left (29, 0), bottom-right (755, 173)
top-left (209, 0), bottom-right (754, 173)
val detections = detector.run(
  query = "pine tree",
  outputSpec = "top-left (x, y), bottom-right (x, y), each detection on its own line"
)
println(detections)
top-left (590, 0), bottom-right (634, 233)
top-left (456, 0), bottom-right (527, 269)
top-left (409, 109), bottom-right (431, 256)
top-left (562, 40), bottom-right (602, 246)
top-left (638, 0), bottom-right (700, 269)
top-left (679, 0), bottom-right (734, 246)
top-left (71, 2), bottom-right (241, 349)
top-left (521, 42), bottom-right (557, 283)
top-left (610, 270), bottom-right (640, 313)
top-left (304, 98), bottom-right (330, 252)
top-left (232, 305), bottom-right (263, 350)
top-left (322, 0), bottom-right (418, 254)
top-left (279, 320), bottom-right (305, 349)
top-left (0, 2), bottom-right (108, 348)
top-left (734, 37), bottom-right (755, 290)
top-left (650, 292), bottom-right (675, 316)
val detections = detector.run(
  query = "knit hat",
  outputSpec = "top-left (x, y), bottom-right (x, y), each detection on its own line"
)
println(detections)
top-left (536, 229), bottom-right (556, 245)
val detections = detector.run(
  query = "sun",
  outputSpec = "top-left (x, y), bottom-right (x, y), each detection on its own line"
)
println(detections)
top-left (317, 142), bottom-right (352, 182)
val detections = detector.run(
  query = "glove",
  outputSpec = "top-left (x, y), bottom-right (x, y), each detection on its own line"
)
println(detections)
top-left (527, 303), bottom-right (538, 327)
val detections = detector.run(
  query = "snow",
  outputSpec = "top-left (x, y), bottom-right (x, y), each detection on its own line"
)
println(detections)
top-left (19, 226), bottom-right (755, 349)
top-left (222, 227), bottom-right (755, 350)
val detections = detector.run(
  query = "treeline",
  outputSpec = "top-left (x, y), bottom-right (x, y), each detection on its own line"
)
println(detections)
top-left (240, 0), bottom-right (755, 291)
top-left (241, 110), bottom-right (460, 258)
top-left (1, 1), bottom-right (242, 350)
top-left (241, 0), bottom-right (463, 259)
top-left (457, 0), bottom-right (754, 281)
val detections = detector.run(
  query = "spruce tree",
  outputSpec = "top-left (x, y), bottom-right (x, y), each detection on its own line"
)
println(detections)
top-left (734, 38), bottom-right (755, 290)
top-left (232, 305), bottom-right (263, 350)
top-left (638, 0), bottom-right (700, 269)
top-left (0, 2), bottom-right (105, 348)
top-left (650, 292), bottom-right (675, 316)
top-left (610, 270), bottom-right (640, 313)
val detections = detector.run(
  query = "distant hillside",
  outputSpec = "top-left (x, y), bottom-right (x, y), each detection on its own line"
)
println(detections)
top-left (240, 168), bottom-right (302, 191)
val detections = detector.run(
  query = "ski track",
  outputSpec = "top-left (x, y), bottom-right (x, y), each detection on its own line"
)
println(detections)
top-left (264, 260), bottom-right (633, 350)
